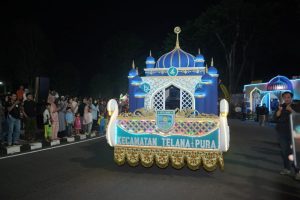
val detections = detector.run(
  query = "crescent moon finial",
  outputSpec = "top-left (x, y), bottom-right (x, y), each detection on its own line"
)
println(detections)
top-left (174, 26), bottom-right (181, 48)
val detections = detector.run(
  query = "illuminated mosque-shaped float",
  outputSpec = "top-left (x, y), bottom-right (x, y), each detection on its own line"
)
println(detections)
top-left (106, 27), bottom-right (230, 171)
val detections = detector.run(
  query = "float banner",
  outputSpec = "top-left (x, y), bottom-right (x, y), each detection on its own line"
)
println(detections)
top-left (116, 126), bottom-right (219, 149)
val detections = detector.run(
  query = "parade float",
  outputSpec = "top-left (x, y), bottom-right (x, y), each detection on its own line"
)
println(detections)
top-left (106, 27), bottom-right (230, 171)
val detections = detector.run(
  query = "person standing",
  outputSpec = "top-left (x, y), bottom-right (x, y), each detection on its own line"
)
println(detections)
top-left (57, 97), bottom-right (67, 136)
top-left (48, 92), bottom-right (59, 140)
top-left (90, 99), bottom-right (99, 132)
top-left (43, 103), bottom-right (52, 142)
top-left (7, 93), bottom-right (22, 146)
top-left (83, 101), bottom-right (93, 134)
top-left (98, 113), bottom-right (105, 135)
top-left (275, 91), bottom-right (295, 175)
top-left (71, 97), bottom-right (79, 115)
top-left (65, 107), bottom-right (74, 137)
top-left (259, 104), bottom-right (268, 126)
top-left (99, 99), bottom-right (106, 116)
top-left (16, 85), bottom-right (24, 101)
top-left (74, 113), bottom-right (81, 135)
top-left (23, 93), bottom-right (37, 141)
top-left (78, 98), bottom-right (87, 132)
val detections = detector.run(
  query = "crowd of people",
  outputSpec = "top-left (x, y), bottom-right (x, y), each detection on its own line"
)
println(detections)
top-left (1, 84), bottom-right (300, 181)
top-left (0, 85), bottom-right (111, 146)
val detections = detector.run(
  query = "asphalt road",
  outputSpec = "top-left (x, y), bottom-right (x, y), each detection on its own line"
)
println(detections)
top-left (0, 120), bottom-right (300, 200)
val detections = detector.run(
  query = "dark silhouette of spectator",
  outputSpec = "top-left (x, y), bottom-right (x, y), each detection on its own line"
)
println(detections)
top-left (241, 101), bottom-right (246, 121)
top-left (274, 91), bottom-right (295, 176)
top-left (16, 85), bottom-right (24, 101)
top-left (259, 103), bottom-right (268, 126)
top-left (255, 104), bottom-right (260, 122)
top-left (23, 93), bottom-right (37, 141)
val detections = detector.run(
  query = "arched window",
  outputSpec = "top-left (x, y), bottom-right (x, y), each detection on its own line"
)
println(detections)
top-left (165, 85), bottom-right (180, 110)
top-left (152, 85), bottom-right (193, 110)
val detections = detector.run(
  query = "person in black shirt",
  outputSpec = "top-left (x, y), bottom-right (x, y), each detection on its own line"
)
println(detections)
top-left (275, 91), bottom-right (296, 176)
top-left (78, 97), bottom-right (87, 133)
top-left (7, 93), bottom-right (22, 146)
top-left (255, 104), bottom-right (260, 122)
top-left (23, 93), bottom-right (37, 141)
top-left (259, 104), bottom-right (269, 126)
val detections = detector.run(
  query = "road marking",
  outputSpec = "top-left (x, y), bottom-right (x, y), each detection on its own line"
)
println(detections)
top-left (0, 135), bottom-right (106, 160)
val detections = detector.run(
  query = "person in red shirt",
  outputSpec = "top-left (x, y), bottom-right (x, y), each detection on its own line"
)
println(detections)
top-left (16, 85), bottom-right (24, 101)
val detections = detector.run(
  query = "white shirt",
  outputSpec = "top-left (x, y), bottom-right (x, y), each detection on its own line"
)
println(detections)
top-left (43, 109), bottom-right (51, 125)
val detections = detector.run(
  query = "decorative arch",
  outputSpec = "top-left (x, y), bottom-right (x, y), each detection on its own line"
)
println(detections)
top-left (150, 82), bottom-right (195, 111)
top-left (260, 93), bottom-right (270, 109)
top-left (249, 87), bottom-right (262, 112)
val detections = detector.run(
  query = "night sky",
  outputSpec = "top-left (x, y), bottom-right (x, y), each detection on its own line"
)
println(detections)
top-left (1, 0), bottom-right (300, 96)
top-left (4, 1), bottom-right (211, 64)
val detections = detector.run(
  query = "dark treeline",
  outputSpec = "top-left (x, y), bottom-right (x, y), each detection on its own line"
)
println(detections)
top-left (163, 0), bottom-right (300, 93)
top-left (0, 0), bottom-right (299, 97)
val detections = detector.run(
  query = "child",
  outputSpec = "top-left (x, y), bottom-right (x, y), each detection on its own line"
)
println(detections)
top-left (104, 112), bottom-right (109, 133)
top-left (98, 114), bottom-right (105, 135)
top-left (65, 107), bottom-right (74, 137)
top-left (43, 103), bottom-right (52, 142)
top-left (74, 113), bottom-right (81, 135)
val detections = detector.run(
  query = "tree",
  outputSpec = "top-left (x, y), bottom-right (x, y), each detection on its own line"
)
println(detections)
top-left (162, 0), bottom-right (296, 93)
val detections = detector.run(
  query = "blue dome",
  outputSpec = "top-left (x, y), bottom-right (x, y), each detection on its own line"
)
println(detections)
top-left (156, 48), bottom-right (195, 68)
top-left (195, 49), bottom-right (205, 67)
top-left (131, 75), bottom-right (143, 86)
top-left (134, 88), bottom-right (146, 98)
top-left (128, 68), bottom-right (137, 78)
top-left (195, 54), bottom-right (204, 62)
top-left (146, 55), bottom-right (155, 69)
top-left (146, 56), bottom-right (155, 64)
top-left (194, 87), bottom-right (206, 98)
top-left (208, 66), bottom-right (218, 75)
top-left (201, 73), bottom-right (213, 84)
top-left (267, 76), bottom-right (293, 91)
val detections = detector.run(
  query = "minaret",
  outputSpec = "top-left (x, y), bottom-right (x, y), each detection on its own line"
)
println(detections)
top-left (128, 60), bottom-right (137, 112)
top-left (134, 87), bottom-right (146, 109)
top-left (194, 84), bottom-right (206, 113)
top-left (129, 61), bottom-right (143, 112)
top-left (207, 58), bottom-right (219, 115)
top-left (195, 48), bottom-right (205, 68)
top-left (201, 63), bottom-right (213, 113)
top-left (146, 50), bottom-right (155, 69)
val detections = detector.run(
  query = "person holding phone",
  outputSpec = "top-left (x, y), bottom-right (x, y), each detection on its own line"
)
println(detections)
top-left (275, 91), bottom-right (295, 176)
